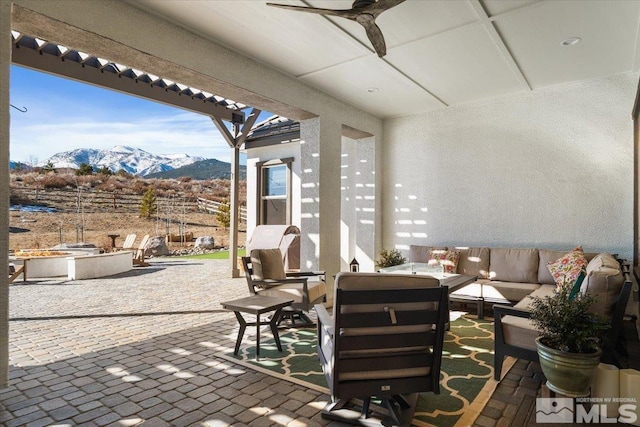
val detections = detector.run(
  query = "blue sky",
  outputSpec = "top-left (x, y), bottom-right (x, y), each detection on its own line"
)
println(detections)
top-left (10, 65), bottom-right (271, 164)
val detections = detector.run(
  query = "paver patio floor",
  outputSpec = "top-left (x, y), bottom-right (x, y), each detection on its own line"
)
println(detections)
top-left (4, 258), bottom-right (332, 427)
top-left (4, 257), bottom-right (612, 427)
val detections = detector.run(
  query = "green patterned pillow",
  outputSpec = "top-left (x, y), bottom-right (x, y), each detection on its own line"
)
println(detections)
top-left (547, 245), bottom-right (588, 289)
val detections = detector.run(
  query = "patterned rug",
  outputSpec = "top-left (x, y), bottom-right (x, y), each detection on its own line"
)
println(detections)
top-left (217, 312), bottom-right (515, 427)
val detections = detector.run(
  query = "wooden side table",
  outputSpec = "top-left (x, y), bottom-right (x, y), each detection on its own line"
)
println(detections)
top-left (221, 295), bottom-right (293, 359)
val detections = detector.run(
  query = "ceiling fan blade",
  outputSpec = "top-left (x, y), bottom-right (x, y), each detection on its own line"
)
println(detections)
top-left (368, 0), bottom-right (407, 17)
top-left (360, 20), bottom-right (387, 57)
top-left (266, 3), bottom-right (359, 20)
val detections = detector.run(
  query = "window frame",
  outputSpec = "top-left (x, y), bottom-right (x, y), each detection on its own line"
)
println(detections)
top-left (256, 157), bottom-right (293, 225)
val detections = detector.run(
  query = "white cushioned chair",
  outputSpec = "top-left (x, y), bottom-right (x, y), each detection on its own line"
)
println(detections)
top-left (315, 272), bottom-right (448, 426)
top-left (242, 248), bottom-right (326, 324)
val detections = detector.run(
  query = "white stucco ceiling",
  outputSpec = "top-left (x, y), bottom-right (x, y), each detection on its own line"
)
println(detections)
top-left (127, 0), bottom-right (640, 118)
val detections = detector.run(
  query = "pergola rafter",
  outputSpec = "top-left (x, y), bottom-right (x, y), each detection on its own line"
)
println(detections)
top-left (11, 31), bottom-right (246, 122)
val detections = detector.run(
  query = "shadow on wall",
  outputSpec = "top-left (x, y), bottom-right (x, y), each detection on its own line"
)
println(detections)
top-left (384, 123), bottom-right (630, 259)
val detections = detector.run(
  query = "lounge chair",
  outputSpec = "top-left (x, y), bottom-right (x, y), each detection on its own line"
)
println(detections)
top-left (8, 263), bottom-right (25, 283)
top-left (315, 272), bottom-right (448, 426)
top-left (241, 248), bottom-right (326, 324)
top-left (133, 235), bottom-right (150, 267)
top-left (113, 233), bottom-right (137, 252)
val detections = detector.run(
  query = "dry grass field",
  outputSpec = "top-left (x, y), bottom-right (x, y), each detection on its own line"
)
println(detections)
top-left (9, 171), bottom-right (247, 252)
top-left (9, 210), bottom-right (246, 252)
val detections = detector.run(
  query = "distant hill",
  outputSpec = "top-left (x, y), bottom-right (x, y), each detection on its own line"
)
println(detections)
top-left (44, 145), bottom-right (204, 176)
top-left (145, 158), bottom-right (246, 180)
top-left (9, 161), bottom-right (29, 170)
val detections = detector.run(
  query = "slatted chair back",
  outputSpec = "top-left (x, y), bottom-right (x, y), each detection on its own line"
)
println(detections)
top-left (121, 234), bottom-right (137, 249)
top-left (133, 235), bottom-right (150, 266)
top-left (319, 272), bottom-right (448, 401)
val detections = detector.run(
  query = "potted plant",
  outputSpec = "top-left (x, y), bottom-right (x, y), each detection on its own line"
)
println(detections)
top-left (529, 284), bottom-right (609, 397)
top-left (375, 249), bottom-right (406, 269)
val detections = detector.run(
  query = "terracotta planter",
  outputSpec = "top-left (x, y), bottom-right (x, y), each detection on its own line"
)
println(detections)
top-left (536, 337), bottom-right (602, 397)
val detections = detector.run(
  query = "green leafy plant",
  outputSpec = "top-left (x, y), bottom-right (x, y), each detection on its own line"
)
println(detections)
top-left (75, 162), bottom-right (94, 176)
top-left (529, 285), bottom-right (609, 353)
top-left (375, 249), bottom-right (407, 268)
top-left (139, 188), bottom-right (157, 219)
top-left (216, 198), bottom-right (231, 228)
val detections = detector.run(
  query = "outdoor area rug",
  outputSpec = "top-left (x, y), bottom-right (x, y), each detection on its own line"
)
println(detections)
top-left (217, 312), bottom-right (515, 427)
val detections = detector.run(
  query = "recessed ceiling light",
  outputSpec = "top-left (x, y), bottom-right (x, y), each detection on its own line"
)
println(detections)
top-left (367, 87), bottom-right (379, 93)
top-left (561, 37), bottom-right (582, 46)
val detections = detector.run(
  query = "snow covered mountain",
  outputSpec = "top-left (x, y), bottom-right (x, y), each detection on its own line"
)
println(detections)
top-left (44, 145), bottom-right (205, 176)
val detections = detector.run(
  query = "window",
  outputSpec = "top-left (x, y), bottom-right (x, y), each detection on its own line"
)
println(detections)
top-left (257, 158), bottom-right (292, 225)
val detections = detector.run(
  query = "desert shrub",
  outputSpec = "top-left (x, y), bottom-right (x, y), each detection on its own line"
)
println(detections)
top-left (74, 175), bottom-right (99, 188)
top-left (179, 176), bottom-right (192, 183)
top-left (94, 179), bottom-right (128, 193)
top-left (131, 180), bottom-right (148, 194)
top-left (116, 169), bottom-right (133, 178)
top-left (41, 174), bottom-right (69, 189)
top-left (151, 178), bottom-right (180, 192)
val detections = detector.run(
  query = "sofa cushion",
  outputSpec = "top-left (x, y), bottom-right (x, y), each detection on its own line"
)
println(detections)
top-left (455, 247), bottom-right (490, 279)
top-left (501, 314), bottom-right (538, 351)
top-left (547, 246), bottom-right (588, 288)
top-left (489, 248), bottom-right (539, 283)
top-left (581, 253), bottom-right (624, 317)
top-left (485, 282), bottom-right (540, 303)
top-left (514, 285), bottom-right (557, 310)
top-left (501, 285), bottom-right (556, 350)
top-left (409, 245), bottom-right (439, 263)
top-left (258, 279), bottom-right (327, 305)
top-left (428, 249), bottom-right (460, 274)
top-left (450, 280), bottom-right (538, 303)
top-left (250, 248), bottom-right (286, 280)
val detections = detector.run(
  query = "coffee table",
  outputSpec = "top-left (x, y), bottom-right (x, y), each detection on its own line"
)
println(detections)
top-left (378, 263), bottom-right (482, 317)
top-left (221, 295), bottom-right (293, 359)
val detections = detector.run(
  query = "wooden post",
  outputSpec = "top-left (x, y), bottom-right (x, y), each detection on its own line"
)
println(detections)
top-left (230, 145), bottom-right (240, 277)
top-left (212, 108), bottom-right (260, 278)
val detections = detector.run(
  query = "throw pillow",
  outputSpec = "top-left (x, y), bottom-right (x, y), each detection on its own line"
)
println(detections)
top-left (428, 249), bottom-right (460, 274)
top-left (250, 248), bottom-right (286, 280)
top-left (547, 245), bottom-right (588, 289)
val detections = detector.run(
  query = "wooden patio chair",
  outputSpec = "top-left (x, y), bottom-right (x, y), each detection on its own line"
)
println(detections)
top-left (241, 249), bottom-right (326, 324)
top-left (315, 272), bottom-right (448, 426)
top-left (8, 263), bottom-right (25, 284)
top-left (133, 234), bottom-right (150, 267)
top-left (113, 233), bottom-right (137, 252)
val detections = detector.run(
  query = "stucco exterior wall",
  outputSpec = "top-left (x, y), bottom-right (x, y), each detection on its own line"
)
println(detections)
top-left (341, 136), bottom-right (376, 272)
top-left (383, 73), bottom-right (637, 260)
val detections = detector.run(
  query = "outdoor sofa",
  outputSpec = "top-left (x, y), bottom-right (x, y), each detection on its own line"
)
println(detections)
top-left (409, 245), bottom-right (633, 379)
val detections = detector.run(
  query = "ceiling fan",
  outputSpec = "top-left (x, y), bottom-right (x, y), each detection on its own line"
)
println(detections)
top-left (266, 0), bottom-right (406, 58)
